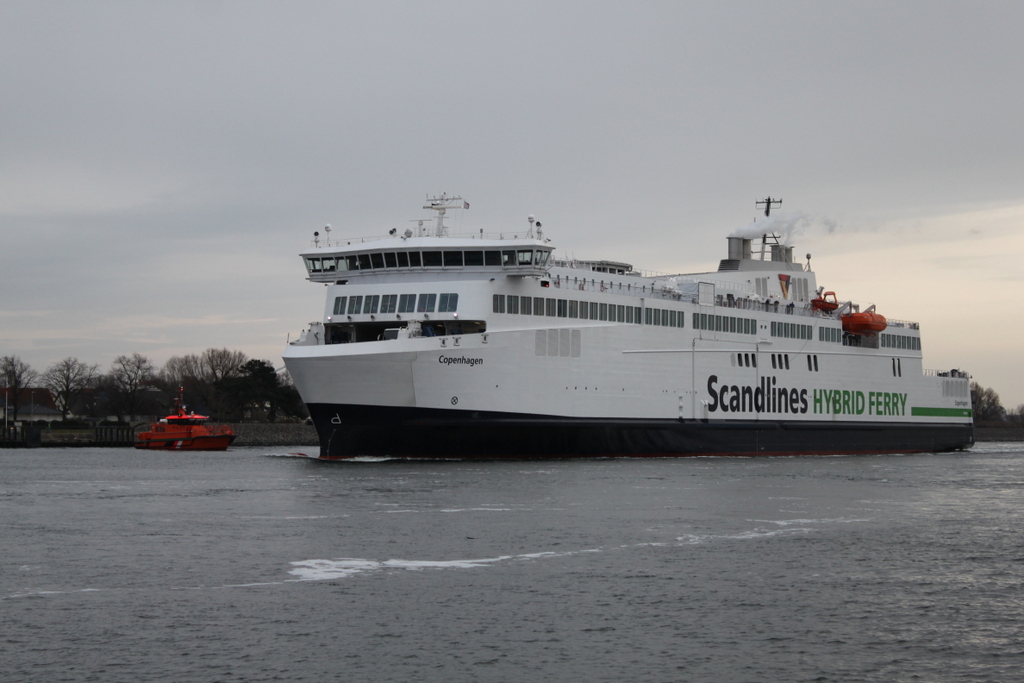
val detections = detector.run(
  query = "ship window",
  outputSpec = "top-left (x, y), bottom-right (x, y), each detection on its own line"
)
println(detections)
top-left (618, 305), bottom-right (625, 323)
top-left (357, 254), bottom-right (371, 270)
top-left (416, 294), bottom-right (436, 312)
top-left (347, 296), bottom-right (363, 314)
top-left (784, 354), bottom-right (790, 370)
top-left (599, 303), bottom-right (609, 321)
top-left (814, 355), bottom-right (819, 372)
top-left (589, 302), bottom-right (598, 319)
top-left (438, 293), bottom-right (459, 312)
top-left (396, 252), bottom-right (409, 268)
top-left (807, 355), bottom-right (813, 371)
top-left (408, 252), bottom-right (421, 267)
top-left (364, 295), bottom-right (380, 314)
top-left (322, 258), bottom-right (337, 272)
top-left (568, 300), bottom-right (579, 318)
top-left (502, 251), bottom-right (516, 267)
top-left (538, 252), bottom-right (550, 267)
top-left (752, 355), bottom-right (757, 368)
top-left (492, 294), bottom-right (505, 314)
top-left (333, 296), bottom-right (347, 315)
top-left (307, 258), bottom-right (322, 273)
top-left (557, 299), bottom-right (568, 317)
top-left (700, 313), bottom-right (707, 330)
top-left (546, 299), bottom-right (556, 316)
top-left (772, 354), bottom-right (777, 369)
top-left (634, 307), bottom-right (641, 324)
top-left (464, 251), bottom-right (484, 266)
top-left (345, 255), bottom-right (360, 271)
top-left (507, 295), bottom-right (520, 314)
top-left (443, 251), bottom-right (463, 267)
top-left (729, 317), bottom-right (736, 333)
top-left (485, 251), bottom-right (501, 266)
top-left (422, 251), bottom-right (443, 267)
top-left (380, 295), bottom-right (397, 314)
top-left (578, 300), bottom-right (588, 319)
top-left (623, 307), bottom-right (631, 324)
top-left (744, 353), bottom-right (750, 367)
top-left (370, 253), bottom-right (385, 269)
top-left (645, 308), bottom-right (652, 325)
top-left (535, 297), bottom-right (545, 316)
top-left (398, 294), bottom-right (416, 313)
top-left (518, 250), bottom-right (534, 266)
top-left (521, 296), bottom-right (532, 315)
top-left (383, 252), bottom-right (398, 268)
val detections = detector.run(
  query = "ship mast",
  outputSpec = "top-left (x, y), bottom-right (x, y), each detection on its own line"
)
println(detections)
top-left (423, 193), bottom-right (469, 237)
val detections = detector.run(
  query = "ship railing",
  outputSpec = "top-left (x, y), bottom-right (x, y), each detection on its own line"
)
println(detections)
top-left (925, 369), bottom-right (971, 379)
top-left (310, 230), bottom-right (544, 248)
top-left (884, 318), bottom-right (919, 330)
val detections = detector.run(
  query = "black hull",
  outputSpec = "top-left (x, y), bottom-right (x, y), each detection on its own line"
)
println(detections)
top-left (306, 403), bottom-right (974, 460)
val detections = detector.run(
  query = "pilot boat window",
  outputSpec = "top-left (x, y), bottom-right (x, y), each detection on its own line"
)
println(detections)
top-left (384, 252), bottom-right (398, 268)
top-left (381, 295), bottom-right (397, 314)
top-left (408, 252), bottom-right (422, 267)
top-left (444, 251), bottom-right (464, 267)
top-left (464, 251), bottom-right (484, 266)
top-left (398, 294), bottom-right (416, 313)
top-left (438, 293), bottom-right (459, 312)
top-left (363, 295), bottom-right (380, 314)
top-left (485, 251), bottom-right (501, 266)
top-left (417, 293), bottom-right (437, 312)
top-left (347, 296), bottom-right (363, 314)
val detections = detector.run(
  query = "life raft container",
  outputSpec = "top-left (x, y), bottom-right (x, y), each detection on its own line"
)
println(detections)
top-left (841, 311), bottom-right (887, 335)
top-left (811, 291), bottom-right (839, 312)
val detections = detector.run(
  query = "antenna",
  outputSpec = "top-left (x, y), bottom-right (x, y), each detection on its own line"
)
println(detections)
top-left (756, 196), bottom-right (782, 217)
top-left (422, 193), bottom-right (469, 237)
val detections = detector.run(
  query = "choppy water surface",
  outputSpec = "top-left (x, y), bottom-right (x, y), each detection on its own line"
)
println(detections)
top-left (3, 444), bottom-right (1023, 682)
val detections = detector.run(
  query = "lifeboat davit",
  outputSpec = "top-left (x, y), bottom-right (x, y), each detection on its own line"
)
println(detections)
top-left (811, 291), bottom-right (839, 312)
top-left (134, 388), bottom-right (236, 451)
top-left (841, 312), bottom-right (887, 335)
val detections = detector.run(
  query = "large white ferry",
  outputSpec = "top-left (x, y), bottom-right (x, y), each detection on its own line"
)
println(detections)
top-left (283, 195), bottom-right (973, 459)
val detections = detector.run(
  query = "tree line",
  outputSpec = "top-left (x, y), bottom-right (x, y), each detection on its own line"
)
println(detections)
top-left (1, 350), bottom-right (306, 423)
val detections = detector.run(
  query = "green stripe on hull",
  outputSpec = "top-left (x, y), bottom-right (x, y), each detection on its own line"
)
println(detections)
top-left (911, 407), bottom-right (973, 418)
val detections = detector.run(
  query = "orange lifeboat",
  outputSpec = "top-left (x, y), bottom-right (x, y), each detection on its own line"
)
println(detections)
top-left (811, 291), bottom-right (839, 312)
top-left (134, 388), bottom-right (236, 451)
top-left (841, 312), bottom-right (887, 335)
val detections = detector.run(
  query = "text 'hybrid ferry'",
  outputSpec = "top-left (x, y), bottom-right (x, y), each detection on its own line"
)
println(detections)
top-left (282, 195), bottom-right (973, 459)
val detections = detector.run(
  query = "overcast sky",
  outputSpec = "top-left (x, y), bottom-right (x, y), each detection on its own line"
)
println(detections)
top-left (3, 1), bottom-right (1023, 406)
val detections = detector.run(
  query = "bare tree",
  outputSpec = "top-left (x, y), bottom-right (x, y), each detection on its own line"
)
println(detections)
top-left (203, 348), bottom-right (247, 382)
top-left (41, 357), bottom-right (99, 420)
top-left (2, 355), bottom-right (38, 420)
top-left (970, 381), bottom-right (1004, 425)
top-left (110, 353), bottom-right (156, 419)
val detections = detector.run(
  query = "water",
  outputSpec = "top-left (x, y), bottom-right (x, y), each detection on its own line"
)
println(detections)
top-left (3, 445), bottom-right (1023, 682)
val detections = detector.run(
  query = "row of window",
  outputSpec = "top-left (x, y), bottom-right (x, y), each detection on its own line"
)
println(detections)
top-left (333, 293), bottom-right (459, 316)
top-left (308, 249), bottom-right (551, 274)
top-left (820, 327), bottom-right (842, 343)
top-left (771, 353), bottom-right (790, 370)
top-left (772, 321), bottom-right (813, 340)
top-left (493, 295), bottom-right (645, 324)
top-left (881, 333), bottom-right (920, 351)
top-left (695, 313), bottom-right (757, 335)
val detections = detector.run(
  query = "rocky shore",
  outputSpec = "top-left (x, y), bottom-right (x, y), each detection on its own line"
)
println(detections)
top-left (228, 422), bottom-right (320, 447)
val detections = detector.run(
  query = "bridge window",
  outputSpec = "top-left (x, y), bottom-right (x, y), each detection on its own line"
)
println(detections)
top-left (518, 250), bottom-right (534, 266)
top-left (383, 252), bottom-right (398, 268)
top-left (443, 251), bottom-right (463, 267)
top-left (464, 251), bottom-right (484, 266)
top-left (369, 253), bottom-right (385, 269)
top-left (502, 251), bottom-right (516, 267)
top-left (422, 251), bottom-right (443, 267)
top-left (396, 252), bottom-right (409, 268)
top-left (485, 251), bottom-right (501, 266)
top-left (408, 252), bottom-right (421, 267)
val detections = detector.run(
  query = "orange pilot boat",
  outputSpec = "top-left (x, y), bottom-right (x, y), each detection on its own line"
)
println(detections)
top-left (135, 388), bottom-right (236, 451)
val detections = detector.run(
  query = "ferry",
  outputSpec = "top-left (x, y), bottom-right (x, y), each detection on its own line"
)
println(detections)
top-left (282, 195), bottom-right (973, 460)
